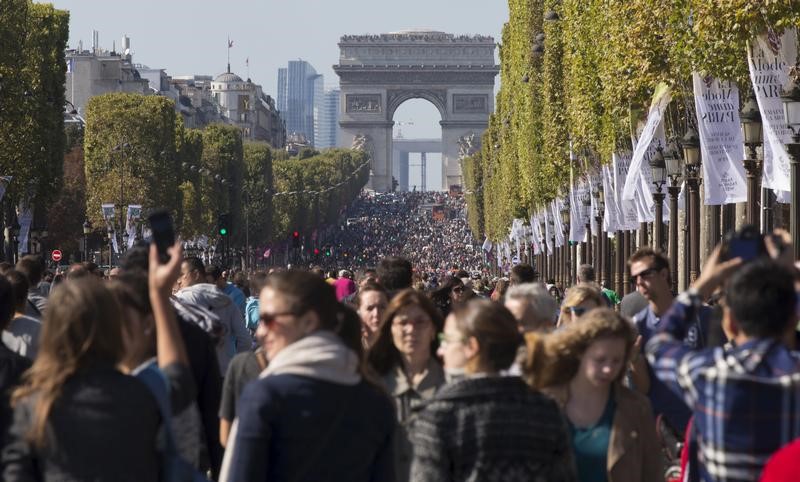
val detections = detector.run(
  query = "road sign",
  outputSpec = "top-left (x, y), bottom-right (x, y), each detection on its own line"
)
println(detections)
top-left (51, 249), bottom-right (62, 262)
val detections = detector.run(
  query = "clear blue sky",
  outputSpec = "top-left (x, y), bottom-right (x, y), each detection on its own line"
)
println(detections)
top-left (48, 0), bottom-right (507, 139)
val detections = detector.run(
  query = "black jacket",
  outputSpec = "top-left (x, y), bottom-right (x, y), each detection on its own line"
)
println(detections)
top-left (2, 363), bottom-right (194, 482)
top-left (178, 318), bottom-right (223, 476)
top-left (0, 344), bottom-right (31, 445)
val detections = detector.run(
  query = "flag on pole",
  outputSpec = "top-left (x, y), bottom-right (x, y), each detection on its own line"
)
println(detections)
top-left (228, 39), bottom-right (234, 48)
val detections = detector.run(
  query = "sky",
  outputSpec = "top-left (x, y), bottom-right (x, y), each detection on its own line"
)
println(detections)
top-left (48, 0), bottom-right (508, 188)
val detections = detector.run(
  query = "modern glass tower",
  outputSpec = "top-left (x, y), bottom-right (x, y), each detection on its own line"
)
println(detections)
top-left (276, 60), bottom-right (323, 146)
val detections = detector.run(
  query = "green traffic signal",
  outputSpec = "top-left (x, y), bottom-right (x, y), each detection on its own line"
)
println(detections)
top-left (219, 228), bottom-right (228, 236)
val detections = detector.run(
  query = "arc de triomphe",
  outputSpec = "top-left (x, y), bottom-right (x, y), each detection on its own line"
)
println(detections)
top-left (334, 30), bottom-right (499, 191)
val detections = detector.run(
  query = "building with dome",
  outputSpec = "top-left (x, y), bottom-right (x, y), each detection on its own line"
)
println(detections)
top-left (210, 69), bottom-right (286, 147)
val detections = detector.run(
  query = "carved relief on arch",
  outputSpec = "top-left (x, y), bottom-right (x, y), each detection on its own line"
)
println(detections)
top-left (386, 89), bottom-right (447, 118)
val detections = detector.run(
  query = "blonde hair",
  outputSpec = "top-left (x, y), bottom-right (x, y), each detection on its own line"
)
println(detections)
top-left (556, 284), bottom-right (605, 326)
top-left (524, 308), bottom-right (636, 389)
top-left (12, 278), bottom-right (124, 447)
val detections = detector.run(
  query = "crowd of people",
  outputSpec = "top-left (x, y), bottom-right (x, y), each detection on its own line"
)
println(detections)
top-left (318, 192), bottom-right (485, 278)
top-left (2, 216), bottom-right (800, 482)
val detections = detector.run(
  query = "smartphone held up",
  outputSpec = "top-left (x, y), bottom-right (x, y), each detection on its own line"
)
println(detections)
top-left (147, 209), bottom-right (175, 264)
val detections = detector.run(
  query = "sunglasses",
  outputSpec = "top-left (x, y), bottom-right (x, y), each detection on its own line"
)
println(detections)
top-left (259, 311), bottom-right (297, 328)
top-left (629, 267), bottom-right (660, 284)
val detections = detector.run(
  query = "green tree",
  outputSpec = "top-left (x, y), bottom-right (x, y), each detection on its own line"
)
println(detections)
top-left (243, 141), bottom-right (274, 245)
top-left (200, 124), bottom-right (244, 243)
top-left (0, 1), bottom-right (69, 241)
top-left (84, 93), bottom-right (180, 230)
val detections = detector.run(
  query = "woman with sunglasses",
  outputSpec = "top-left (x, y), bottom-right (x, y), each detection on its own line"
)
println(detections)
top-left (557, 285), bottom-right (605, 328)
top-left (525, 308), bottom-right (662, 482)
top-left (430, 276), bottom-right (467, 318)
top-left (366, 289), bottom-right (445, 482)
top-left (411, 299), bottom-right (577, 481)
top-left (220, 271), bottom-right (395, 482)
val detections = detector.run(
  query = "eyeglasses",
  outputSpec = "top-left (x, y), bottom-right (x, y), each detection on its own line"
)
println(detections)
top-left (259, 311), bottom-right (297, 328)
top-left (629, 267), bottom-right (660, 284)
top-left (568, 306), bottom-right (588, 317)
top-left (452, 287), bottom-right (464, 293)
top-left (437, 333), bottom-right (464, 347)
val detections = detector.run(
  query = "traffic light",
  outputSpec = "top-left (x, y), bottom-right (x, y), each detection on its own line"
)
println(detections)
top-left (292, 231), bottom-right (300, 249)
top-left (313, 248), bottom-right (320, 255)
top-left (217, 213), bottom-right (230, 237)
top-left (325, 246), bottom-right (332, 257)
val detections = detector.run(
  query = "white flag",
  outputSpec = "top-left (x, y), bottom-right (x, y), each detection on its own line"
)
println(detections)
top-left (622, 83), bottom-right (673, 201)
top-left (602, 165), bottom-right (620, 232)
top-left (693, 73), bottom-right (747, 205)
top-left (569, 182), bottom-right (588, 242)
top-left (613, 152), bottom-right (640, 231)
top-left (747, 28), bottom-right (798, 192)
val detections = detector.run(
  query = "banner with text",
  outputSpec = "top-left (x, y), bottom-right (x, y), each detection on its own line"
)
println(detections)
top-left (748, 28), bottom-right (798, 192)
top-left (693, 73), bottom-right (747, 205)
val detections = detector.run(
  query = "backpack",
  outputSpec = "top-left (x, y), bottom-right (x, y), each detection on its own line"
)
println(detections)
top-left (245, 297), bottom-right (260, 333)
top-left (136, 362), bottom-right (211, 482)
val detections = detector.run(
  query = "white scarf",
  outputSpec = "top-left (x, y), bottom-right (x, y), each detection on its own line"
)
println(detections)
top-left (219, 331), bottom-right (360, 481)
top-left (259, 330), bottom-right (361, 385)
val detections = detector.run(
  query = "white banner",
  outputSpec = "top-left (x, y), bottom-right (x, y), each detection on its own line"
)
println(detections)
top-left (530, 215), bottom-right (543, 256)
top-left (693, 73), bottom-right (747, 205)
top-left (16, 201), bottom-right (33, 256)
top-left (602, 165), bottom-right (620, 232)
top-left (748, 28), bottom-right (798, 192)
top-left (622, 83), bottom-right (673, 200)
top-left (543, 209), bottom-right (553, 255)
top-left (569, 182), bottom-right (588, 242)
top-left (126, 204), bottom-right (142, 249)
top-left (553, 199), bottom-right (565, 248)
top-left (613, 152), bottom-right (640, 230)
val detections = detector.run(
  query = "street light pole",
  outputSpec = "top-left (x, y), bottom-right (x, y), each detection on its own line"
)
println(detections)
top-left (650, 142), bottom-right (668, 252)
top-left (740, 90), bottom-right (764, 227)
top-left (664, 139), bottom-right (684, 294)
top-left (780, 69), bottom-right (800, 257)
top-left (683, 127), bottom-right (702, 283)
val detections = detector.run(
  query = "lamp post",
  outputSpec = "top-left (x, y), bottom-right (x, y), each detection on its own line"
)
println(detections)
top-left (83, 219), bottom-right (92, 262)
top-left (683, 127), bottom-right (702, 283)
top-left (582, 194), bottom-right (592, 266)
top-left (9, 220), bottom-right (20, 264)
top-left (596, 187), bottom-right (606, 287)
top-left (780, 69), bottom-right (800, 258)
top-left (665, 139), bottom-right (684, 294)
top-left (106, 227), bottom-right (114, 267)
top-left (111, 142), bottom-right (131, 253)
top-left (740, 90), bottom-right (764, 226)
top-left (561, 205), bottom-right (570, 286)
top-left (650, 142), bottom-right (668, 252)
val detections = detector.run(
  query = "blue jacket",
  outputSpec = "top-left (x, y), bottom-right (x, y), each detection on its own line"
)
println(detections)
top-left (227, 374), bottom-right (396, 482)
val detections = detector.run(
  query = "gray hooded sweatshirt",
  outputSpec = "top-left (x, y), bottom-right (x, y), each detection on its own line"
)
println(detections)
top-left (175, 283), bottom-right (251, 374)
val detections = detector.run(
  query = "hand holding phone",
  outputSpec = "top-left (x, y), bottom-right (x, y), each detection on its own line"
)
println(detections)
top-left (147, 209), bottom-right (175, 264)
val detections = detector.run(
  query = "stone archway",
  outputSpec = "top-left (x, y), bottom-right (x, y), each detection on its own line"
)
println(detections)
top-left (334, 30), bottom-right (498, 191)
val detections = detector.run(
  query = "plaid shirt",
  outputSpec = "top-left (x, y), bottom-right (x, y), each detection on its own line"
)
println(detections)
top-left (646, 291), bottom-right (800, 482)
